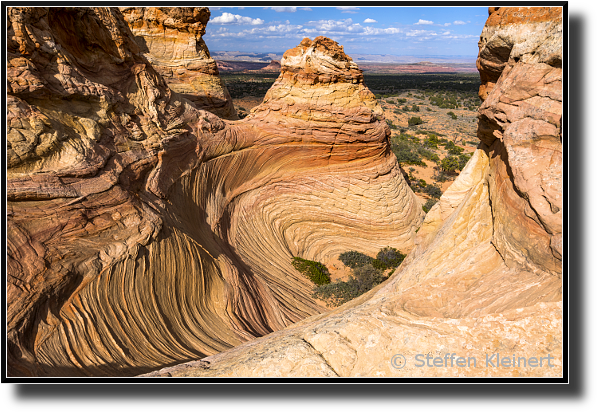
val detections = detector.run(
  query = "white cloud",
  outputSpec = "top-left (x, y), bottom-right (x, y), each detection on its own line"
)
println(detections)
top-left (270, 7), bottom-right (296, 13)
top-left (211, 12), bottom-right (264, 25)
top-left (304, 18), bottom-right (363, 34)
top-left (363, 18), bottom-right (377, 23)
top-left (363, 26), bottom-right (402, 35)
top-left (299, 7), bottom-right (312, 11)
top-left (453, 20), bottom-right (467, 25)
top-left (337, 7), bottom-right (359, 13)
top-left (414, 19), bottom-right (434, 25)
top-left (444, 22), bottom-right (451, 26)
top-left (407, 29), bottom-right (431, 37)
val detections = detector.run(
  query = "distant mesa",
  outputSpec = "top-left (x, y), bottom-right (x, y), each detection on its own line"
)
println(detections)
top-left (216, 59), bottom-right (281, 73)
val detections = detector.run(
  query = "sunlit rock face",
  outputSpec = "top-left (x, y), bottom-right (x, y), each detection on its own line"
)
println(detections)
top-left (7, 8), bottom-right (422, 376)
top-left (119, 7), bottom-right (237, 119)
top-left (141, 7), bottom-right (563, 378)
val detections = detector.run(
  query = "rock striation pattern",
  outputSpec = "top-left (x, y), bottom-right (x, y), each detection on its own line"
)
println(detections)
top-left (6, 8), bottom-right (422, 376)
top-left (119, 7), bottom-right (237, 119)
top-left (141, 7), bottom-right (563, 378)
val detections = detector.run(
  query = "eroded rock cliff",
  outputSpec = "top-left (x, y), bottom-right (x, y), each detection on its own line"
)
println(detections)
top-left (141, 6), bottom-right (563, 378)
top-left (7, 7), bottom-right (422, 376)
top-left (119, 7), bottom-right (237, 119)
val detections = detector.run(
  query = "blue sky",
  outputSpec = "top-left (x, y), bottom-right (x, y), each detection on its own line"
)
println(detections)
top-left (204, 6), bottom-right (489, 57)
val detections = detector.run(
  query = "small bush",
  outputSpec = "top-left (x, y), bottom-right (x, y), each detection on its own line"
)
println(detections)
top-left (411, 104), bottom-right (420, 112)
top-left (422, 199), bottom-right (437, 213)
top-left (408, 116), bottom-right (424, 126)
top-left (448, 146), bottom-right (464, 155)
top-left (292, 257), bottom-right (331, 285)
top-left (392, 140), bottom-right (425, 167)
top-left (372, 247), bottom-right (406, 270)
top-left (338, 251), bottom-right (374, 269)
top-left (353, 264), bottom-right (385, 289)
top-left (447, 111), bottom-right (458, 120)
top-left (458, 153), bottom-right (472, 169)
top-left (312, 264), bottom-right (385, 307)
top-left (423, 184), bottom-right (442, 198)
top-left (440, 153), bottom-right (471, 173)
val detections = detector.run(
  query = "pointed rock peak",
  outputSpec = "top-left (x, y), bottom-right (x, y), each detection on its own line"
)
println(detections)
top-left (280, 36), bottom-right (362, 84)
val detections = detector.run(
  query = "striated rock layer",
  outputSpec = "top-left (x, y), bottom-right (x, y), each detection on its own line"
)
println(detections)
top-left (119, 7), bottom-right (237, 119)
top-left (6, 8), bottom-right (422, 376)
top-left (142, 6), bottom-right (563, 378)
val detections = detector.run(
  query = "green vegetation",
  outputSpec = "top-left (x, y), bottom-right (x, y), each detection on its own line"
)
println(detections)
top-left (313, 247), bottom-right (406, 306)
top-left (391, 138), bottom-right (425, 167)
top-left (372, 247), bottom-right (406, 270)
top-left (220, 73), bottom-right (278, 98)
top-left (440, 153), bottom-right (472, 173)
top-left (338, 251), bottom-right (373, 269)
top-left (292, 257), bottom-right (331, 285)
top-left (362, 74), bottom-right (481, 112)
top-left (312, 264), bottom-right (384, 307)
top-left (422, 199), bottom-right (438, 213)
top-left (408, 116), bottom-right (424, 126)
top-left (447, 111), bottom-right (458, 120)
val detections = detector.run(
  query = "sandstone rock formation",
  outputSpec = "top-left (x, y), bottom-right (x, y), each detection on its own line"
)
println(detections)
top-left (141, 6), bottom-right (563, 378)
top-left (6, 8), bottom-right (422, 376)
top-left (119, 7), bottom-right (237, 119)
top-left (254, 60), bottom-right (281, 73)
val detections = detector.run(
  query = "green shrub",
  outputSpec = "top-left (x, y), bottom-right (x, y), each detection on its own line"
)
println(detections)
top-left (338, 251), bottom-right (373, 269)
top-left (353, 264), bottom-right (385, 288)
top-left (392, 140), bottom-right (425, 167)
top-left (424, 184), bottom-right (442, 198)
top-left (440, 156), bottom-right (460, 173)
top-left (417, 146), bottom-right (437, 162)
top-left (408, 116), bottom-right (424, 126)
top-left (312, 264), bottom-right (385, 307)
top-left (423, 137), bottom-right (439, 149)
top-left (292, 257), bottom-right (331, 285)
top-left (448, 111), bottom-right (458, 120)
top-left (448, 145), bottom-right (464, 155)
top-left (458, 153), bottom-right (472, 169)
top-left (372, 246), bottom-right (406, 270)
top-left (411, 104), bottom-right (420, 112)
top-left (422, 199), bottom-right (437, 213)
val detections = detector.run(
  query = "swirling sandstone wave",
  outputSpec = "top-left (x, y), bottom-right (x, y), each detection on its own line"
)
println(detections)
top-left (6, 8), bottom-right (422, 376)
top-left (142, 7), bottom-right (563, 378)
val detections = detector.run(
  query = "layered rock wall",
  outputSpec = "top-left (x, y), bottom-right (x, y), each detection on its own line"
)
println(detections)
top-left (119, 7), bottom-right (237, 119)
top-left (7, 8), bottom-right (422, 376)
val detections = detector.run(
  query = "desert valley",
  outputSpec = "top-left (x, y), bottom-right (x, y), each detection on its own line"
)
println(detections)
top-left (6, 6), bottom-right (562, 378)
